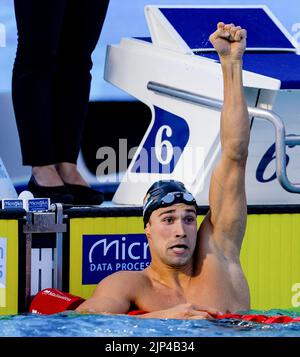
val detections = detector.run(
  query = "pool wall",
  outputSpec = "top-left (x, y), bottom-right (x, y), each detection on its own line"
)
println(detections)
top-left (1, 205), bottom-right (300, 315)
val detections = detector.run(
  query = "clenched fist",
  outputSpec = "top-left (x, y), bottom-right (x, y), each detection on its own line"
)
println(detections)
top-left (209, 22), bottom-right (247, 61)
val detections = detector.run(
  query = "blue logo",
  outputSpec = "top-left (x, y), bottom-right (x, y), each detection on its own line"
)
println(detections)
top-left (131, 107), bottom-right (189, 173)
top-left (2, 199), bottom-right (24, 209)
top-left (256, 143), bottom-right (290, 183)
top-left (28, 198), bottom-right (50, 212)
top-left (82, 234), bottom-right (151, 284)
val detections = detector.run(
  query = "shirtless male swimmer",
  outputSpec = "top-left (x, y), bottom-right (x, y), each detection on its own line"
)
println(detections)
top-left (76, 22), bottom-right (250, 320)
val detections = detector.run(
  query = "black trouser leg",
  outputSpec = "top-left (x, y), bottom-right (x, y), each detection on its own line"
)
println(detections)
top-left (12, 0), bottom-right (68, 166)
top-left (12, 0), bottom-right (109, 166)
top-left (53, 0), bottom-right (109, 164)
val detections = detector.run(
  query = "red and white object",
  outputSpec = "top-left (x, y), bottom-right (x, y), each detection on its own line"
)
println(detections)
top-left (29, 288), bottom-right (85, 315)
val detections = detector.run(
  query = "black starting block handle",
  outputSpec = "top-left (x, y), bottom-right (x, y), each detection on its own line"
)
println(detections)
top-left (147, 81), bottom-right (300, 194)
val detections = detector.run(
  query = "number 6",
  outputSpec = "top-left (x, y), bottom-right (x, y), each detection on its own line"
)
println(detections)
top-left (155, 125), bottom-right (173, 165)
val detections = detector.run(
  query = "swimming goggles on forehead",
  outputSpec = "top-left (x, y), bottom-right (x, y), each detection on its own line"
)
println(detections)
top-left (160, 191), bottom-right (196, 205)
top-left (143, 189), bottom-right (197, 226)
top-left (143, 191), bottom-right (196, 213)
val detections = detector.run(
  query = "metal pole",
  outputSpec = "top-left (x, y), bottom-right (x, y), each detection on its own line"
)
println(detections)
top-left (24, 213), bottom-right (33, 311)
top-left (53, 203), bottom-right (63, 291)
top-left (285, 135), bottom-right (300, 147)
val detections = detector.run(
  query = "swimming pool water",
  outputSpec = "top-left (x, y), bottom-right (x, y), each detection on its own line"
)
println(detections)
top-left (1, 310), bottom-right (300, 337)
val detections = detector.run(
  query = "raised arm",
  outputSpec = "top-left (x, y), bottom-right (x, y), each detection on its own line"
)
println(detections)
top-left (201, 23), bottom-right (250, 257)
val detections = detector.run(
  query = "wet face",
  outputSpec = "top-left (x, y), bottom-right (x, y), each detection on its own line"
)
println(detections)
top-left (145, 203), bottom-right (198, 268)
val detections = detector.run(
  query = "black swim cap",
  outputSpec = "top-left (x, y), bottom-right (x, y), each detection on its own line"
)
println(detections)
top-left (143, 180), bottom-right (197, 227)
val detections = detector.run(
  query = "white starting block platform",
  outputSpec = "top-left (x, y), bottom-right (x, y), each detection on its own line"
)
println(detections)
top-left (104, 5), bottom-right (300, 206)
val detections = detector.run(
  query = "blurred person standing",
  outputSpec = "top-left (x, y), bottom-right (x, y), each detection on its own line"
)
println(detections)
top-left (12, 0), bottom-right (109, 204)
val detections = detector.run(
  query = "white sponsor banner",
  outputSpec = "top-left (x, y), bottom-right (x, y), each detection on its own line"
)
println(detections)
top-left (0, 237), bottom-right (7, 307)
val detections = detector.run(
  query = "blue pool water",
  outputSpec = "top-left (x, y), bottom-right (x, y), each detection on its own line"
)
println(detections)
top-left (1, 310), bottom-right (300, 337)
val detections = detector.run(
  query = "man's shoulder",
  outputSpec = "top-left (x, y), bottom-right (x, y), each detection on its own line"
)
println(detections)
top-left (96, 269), bottom-right (150, 298)
top-left (101, 269), bottom-right (149, 285)
top-left (111, 269), bottom-right (146, 278)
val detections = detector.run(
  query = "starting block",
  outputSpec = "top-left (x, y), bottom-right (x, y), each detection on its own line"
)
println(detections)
top-left (105, 5), bottom-right (300, 206)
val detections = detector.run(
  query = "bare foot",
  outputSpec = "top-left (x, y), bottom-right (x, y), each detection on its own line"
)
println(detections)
top-left (56, 162), bottom-right (88, 186)
top-left (32, 165), bottom-right (64, 187)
